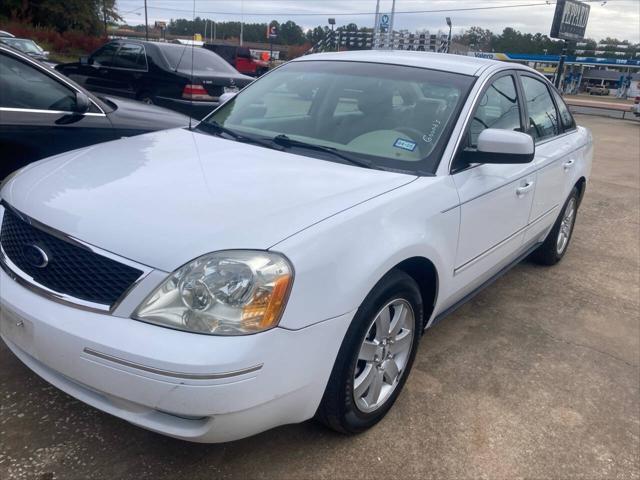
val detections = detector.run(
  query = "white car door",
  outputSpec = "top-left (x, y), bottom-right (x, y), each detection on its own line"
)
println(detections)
top-left (449, 71), bottom-right (537, 296)
top-left (518, 74), bottom-right (576, 244)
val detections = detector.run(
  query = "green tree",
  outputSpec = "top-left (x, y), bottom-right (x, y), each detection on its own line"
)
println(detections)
top-left (0, 0), bottom-right (120, 34)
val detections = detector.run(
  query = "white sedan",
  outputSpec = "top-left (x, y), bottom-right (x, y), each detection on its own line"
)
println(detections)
top-left (0, 51), bottom-right (592, 443)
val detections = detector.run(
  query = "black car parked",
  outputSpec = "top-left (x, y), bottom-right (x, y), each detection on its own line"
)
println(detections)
top-left (0, 44), bottom-right (189, 179)
top-left (56, 40), bottom-right (253, 119)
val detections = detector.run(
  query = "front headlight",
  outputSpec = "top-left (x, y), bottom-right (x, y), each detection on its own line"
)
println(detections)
top-left (133, 250), bottom-right (293, 335)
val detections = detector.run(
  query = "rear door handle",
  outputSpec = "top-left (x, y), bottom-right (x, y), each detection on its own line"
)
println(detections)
top-left (563, 159), bottom-right (576, 171)
top-left (516, 181), bottom-right (534, 197)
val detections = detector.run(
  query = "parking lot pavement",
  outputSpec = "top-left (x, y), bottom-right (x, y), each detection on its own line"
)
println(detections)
top-left (1, 114), bottom-right (638, 480)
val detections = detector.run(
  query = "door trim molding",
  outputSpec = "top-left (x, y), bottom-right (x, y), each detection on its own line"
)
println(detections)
top-left (453, 203), bottom-right (558, 275)
top-left (0, 107), bottom-right (106, 117)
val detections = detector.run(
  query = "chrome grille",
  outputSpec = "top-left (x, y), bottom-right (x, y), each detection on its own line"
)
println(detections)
top-left (0, 205), bottom-right (143, 308)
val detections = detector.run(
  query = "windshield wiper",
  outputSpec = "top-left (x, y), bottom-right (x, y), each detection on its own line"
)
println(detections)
top-left (196, 121), bottom-right (281, 151)
top-left (272, 134), bottom-right (373, 170)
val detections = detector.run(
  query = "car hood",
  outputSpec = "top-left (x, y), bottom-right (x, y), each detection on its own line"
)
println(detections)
top-left (102, 95), bottom-right (190, 130)
top-left (1, 128), bottom-right (415, 272)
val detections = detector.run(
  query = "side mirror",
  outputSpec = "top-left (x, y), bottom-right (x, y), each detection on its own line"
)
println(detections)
top-left (464, 129), bottom-right (534, 164)
top-left (218, 91), bottom-right (237, 105)
top-left (79, 56), bottom-right (91, 66)
top-left (73, 91), bottom-right (91, 114)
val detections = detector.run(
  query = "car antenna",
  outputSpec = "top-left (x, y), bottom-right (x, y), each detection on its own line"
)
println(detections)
top-left (189, 0), bottom-right (196, 130)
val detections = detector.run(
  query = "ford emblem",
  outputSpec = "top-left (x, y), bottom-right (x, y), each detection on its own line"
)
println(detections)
top-left (22, 244), bottom-right (49, 269)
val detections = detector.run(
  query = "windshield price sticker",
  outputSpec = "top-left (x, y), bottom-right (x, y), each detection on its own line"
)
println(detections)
top-left (394, 138), bottom-right (417, 152)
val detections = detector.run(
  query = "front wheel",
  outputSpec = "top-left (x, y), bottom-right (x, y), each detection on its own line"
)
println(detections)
top-left (316, 270), bottom-right (422, 434)
top-left (530, 187), bottom-right (580, 266)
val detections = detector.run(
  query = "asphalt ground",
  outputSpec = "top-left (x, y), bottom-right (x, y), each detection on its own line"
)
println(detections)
top-left (1, 114), bottom-right (639, 480)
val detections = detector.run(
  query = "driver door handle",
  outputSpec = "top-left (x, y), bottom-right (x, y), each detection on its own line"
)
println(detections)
top-left (516, 181), bottom-right (535, 197)
top-left (563, 159), bottom-right (576, 171)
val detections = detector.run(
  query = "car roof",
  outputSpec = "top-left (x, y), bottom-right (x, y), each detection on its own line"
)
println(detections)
top-left (295, 50), bottom-right (505, 77)
top-left (110, 40), bottom-right (193, 51)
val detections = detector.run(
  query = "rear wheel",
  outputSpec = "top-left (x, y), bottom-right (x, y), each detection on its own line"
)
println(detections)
top-left (316, 270), bottom-right (422, 434)
top-left (531, 187), bottom-right (579, 266)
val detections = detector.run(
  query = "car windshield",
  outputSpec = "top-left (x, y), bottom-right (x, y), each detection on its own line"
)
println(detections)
top-left (2, 38), bottom-right (42, 54)
top-left (161, 45), bottom-right (237, 74)
top-left (203, 60), bottom-right (474, 174)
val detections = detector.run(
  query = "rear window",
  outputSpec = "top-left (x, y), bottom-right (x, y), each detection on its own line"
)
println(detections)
top-left (160, 45), bottom-right (237, 74)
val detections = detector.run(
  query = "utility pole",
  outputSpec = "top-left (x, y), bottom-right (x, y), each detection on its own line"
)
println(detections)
top-left (102, 0), bottom-right (108, 38)
top-left (373, 0), bottom-right (380, 48)
top-left (446, 17), bottom-right (452, 53)
top-left (240, 0), bottom-right (244, 46)
top-left (144, 0), bottom-right (149, 41)
top-left (388, 0), bottom-right (396, 49)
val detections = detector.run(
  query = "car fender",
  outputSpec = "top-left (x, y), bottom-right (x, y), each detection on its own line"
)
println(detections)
top-left (272, 174), bottom-right (460, 331)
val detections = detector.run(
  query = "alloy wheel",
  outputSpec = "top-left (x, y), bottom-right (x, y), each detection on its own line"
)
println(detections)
top-left (556, 197), bottom-right (576, 255)
top-left (353, 299), bottom-right (414, 413)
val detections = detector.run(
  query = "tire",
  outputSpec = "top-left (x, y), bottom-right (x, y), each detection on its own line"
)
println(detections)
top-left (530, 187), bottom-right (580, 266)
top-left (316, 269), bottom-right (423, 434)
top-left (136, 90), bottom-right (155, 105)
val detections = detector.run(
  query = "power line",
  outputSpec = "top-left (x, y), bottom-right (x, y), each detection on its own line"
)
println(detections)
top-left (134, 0), bottom-right (636, 17)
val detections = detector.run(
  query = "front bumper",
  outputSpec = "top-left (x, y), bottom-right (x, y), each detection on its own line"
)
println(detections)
top-left (0, 267), bottom-right (353, 442)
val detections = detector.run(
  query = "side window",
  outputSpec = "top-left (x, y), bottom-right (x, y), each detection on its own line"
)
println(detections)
top-left (113, 43), bottom-right (146, 70)
top-left (521, 76), bottom-right (560, 141)
top-left (91, 43), bottom-right (118, 67)
top-left (551, 89), bottom-right (575, 131)
top-left (470, 75), bottom-right (521, 146)
top-left (0, 53), bottom-right (77, 111)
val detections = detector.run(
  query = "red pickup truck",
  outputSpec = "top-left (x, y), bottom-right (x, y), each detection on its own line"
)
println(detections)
top-left (203, 44), bottom-right (269, 77)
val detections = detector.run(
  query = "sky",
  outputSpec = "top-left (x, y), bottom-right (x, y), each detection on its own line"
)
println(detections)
top-left (116, 0), bottom-right (640, 44)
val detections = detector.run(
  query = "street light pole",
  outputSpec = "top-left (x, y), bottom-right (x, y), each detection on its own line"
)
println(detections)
top-left (388, 0), bottom-right (396, 49)
top-left (144, 0), bottom-right (149, 41)
top-left (373, 0), bottom-right (380, 48)
top-left (328, 18), bottom-right (336, 51)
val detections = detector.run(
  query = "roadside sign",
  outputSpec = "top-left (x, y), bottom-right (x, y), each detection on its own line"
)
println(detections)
top-left (267, 24), bottom-right (278, 39)
top-left (379, 13), bottom-right (390, 33)
top-left (550, 0), bottom-right (590, 41)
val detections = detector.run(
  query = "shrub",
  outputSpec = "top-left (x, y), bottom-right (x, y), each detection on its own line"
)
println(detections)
top-left (0, 21), bottom-right (106, 55)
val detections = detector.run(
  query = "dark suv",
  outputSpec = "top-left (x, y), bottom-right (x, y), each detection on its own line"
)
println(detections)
top-left (56, 40), bottom-right (253, 119)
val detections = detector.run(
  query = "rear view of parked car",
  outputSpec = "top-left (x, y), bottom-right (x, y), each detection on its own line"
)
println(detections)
top-left (0, 44), bottom-right (188, 179)
top-left (56, 40), bottom-right (253, 119)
